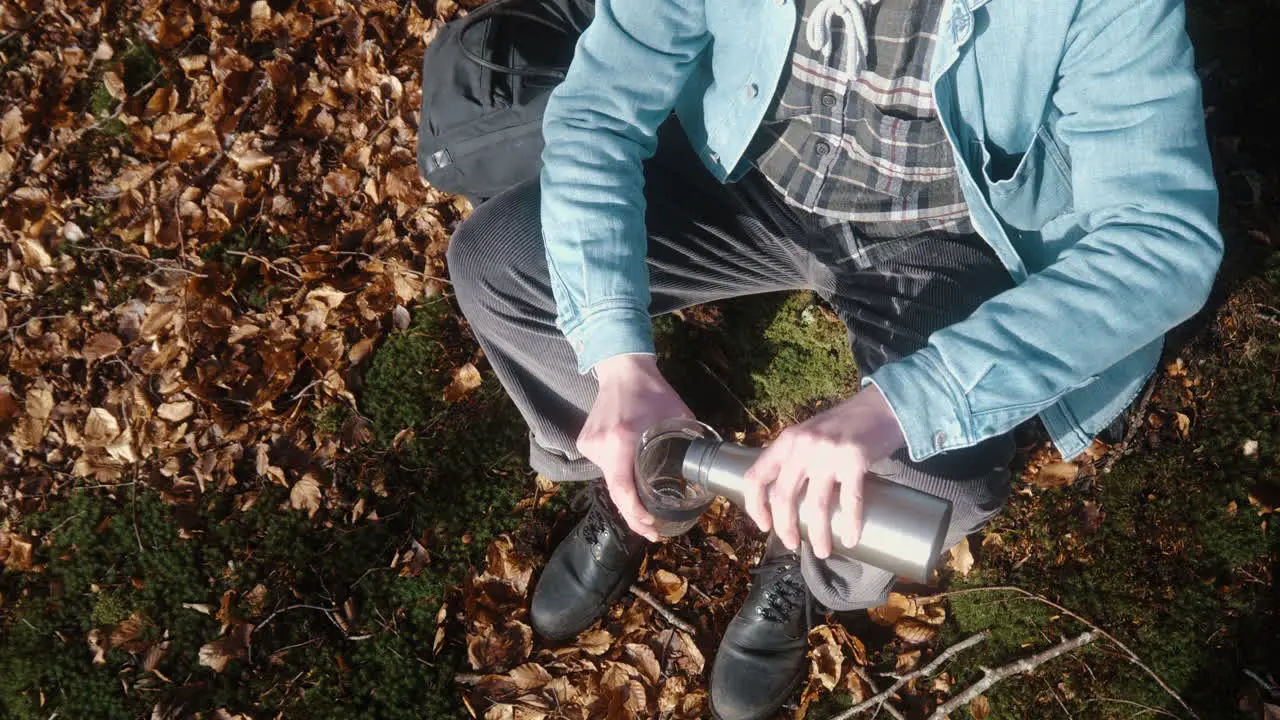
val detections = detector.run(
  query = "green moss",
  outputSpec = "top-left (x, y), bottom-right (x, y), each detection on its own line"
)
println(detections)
top-left (89, 592), bottom-right (133, 628)
top-left (939, 282), bottom-right (1280, 717)
top-left (362, 298), bottom-right (454, 445)
top-left (89, 82), bottom-right (117, 118)
top-left (118, 41), bottom-right (162, 95)
top-left (740, 292), bottom-right (858, 420)
top-left (312, 403), bottom-right (351, 436)
top-left (659, 292), bottom-right (858, 426)
top-left (1, 299), bottom-right (540, 720)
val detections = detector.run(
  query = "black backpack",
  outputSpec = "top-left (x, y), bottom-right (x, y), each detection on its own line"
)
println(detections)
top-left (416, 0), bottom-right (595, 203)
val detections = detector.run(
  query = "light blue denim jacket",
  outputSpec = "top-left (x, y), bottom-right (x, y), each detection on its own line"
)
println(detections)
top-left (538, 0), bottom-right (1222, 461)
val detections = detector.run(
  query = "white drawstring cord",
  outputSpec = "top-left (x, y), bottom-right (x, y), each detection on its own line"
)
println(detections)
top-left (805, 0), bottom-right (882, 77)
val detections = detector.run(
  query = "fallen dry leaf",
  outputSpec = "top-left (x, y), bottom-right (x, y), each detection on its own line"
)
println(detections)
top-left (289, 473), bottom-right (323, 518)
top-left (705, 535), bottom-right (737, 561)
top-left (1032, 461), bottom-right (1078, 489)
top-left (623, 643), bottom-right (660, 685)
top-left (0, 532), bottom-right (35, 572)
top-left (84, 408), bottom-right (122, 447)
top-left (443, 362), bottom-right (483, 402)
top-left (198, 622), bottom-right (252, 673)
top-left (1175, 412), bottom-right (1192, 438)
top-left (467, 620), bottom-right (533, 670)
top-left (895, 649), bottom-right (921, 674)
top-left (893, 617), bottom-right (939, 645)
top-left (82, 332), bottom-right (124, 362)
top-left (868, 592), bottom-right (916, 626)
top-left (652, 569), bottom-right (688, 604)
top-left (969, 694), bottom-right (992, 719)
top-left (157, 399), bottom-right (195, 422)
top-left (947, 536), bottom-right (974, 577)
top-left (577, 628), bottom-right (613, 656)
top-left (807, 626), bottom-right (845, 691)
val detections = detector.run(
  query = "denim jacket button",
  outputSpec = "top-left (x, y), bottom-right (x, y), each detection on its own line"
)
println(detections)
top-left (934, 431), bottom-right (948, 448)
top-left (746, 83), bottom-right (759, 99)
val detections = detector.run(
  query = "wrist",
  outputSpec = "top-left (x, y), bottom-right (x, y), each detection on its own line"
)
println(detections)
top-left (849, 385), bottom-right (908, 456)
top-left (594, 353), bottom-right (659, 383)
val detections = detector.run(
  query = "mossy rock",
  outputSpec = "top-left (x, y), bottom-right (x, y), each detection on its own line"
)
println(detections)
top-left (658, 291), bottom-right (859, 429)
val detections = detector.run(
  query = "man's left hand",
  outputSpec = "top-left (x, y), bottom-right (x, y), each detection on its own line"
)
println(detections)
top-left (742, 385), bottom-right (906, 559)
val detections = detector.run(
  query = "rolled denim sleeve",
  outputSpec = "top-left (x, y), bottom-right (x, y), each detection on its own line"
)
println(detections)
top-left (540, 0), bottom-right (709, 373)
top-left (867, 0), bottom-right (1222, 461)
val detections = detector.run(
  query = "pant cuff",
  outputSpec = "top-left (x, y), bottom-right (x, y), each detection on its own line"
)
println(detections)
top-left (527, 434), bottom-right (602, 482)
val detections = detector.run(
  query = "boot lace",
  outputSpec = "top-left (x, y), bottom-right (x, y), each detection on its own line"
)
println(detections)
top-left (571, 483), bottom-right (619, 545)
top-left (749, 562), bottom-right (814, 626)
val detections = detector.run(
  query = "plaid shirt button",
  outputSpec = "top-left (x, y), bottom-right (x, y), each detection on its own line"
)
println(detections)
top-left (820, 92), bottom-right (837, 107)
top-left (815, 140), bottom-right (831, 155)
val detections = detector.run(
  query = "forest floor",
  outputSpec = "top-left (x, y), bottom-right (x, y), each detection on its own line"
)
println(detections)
top-left (0, 0), bottom-right (1277, 718)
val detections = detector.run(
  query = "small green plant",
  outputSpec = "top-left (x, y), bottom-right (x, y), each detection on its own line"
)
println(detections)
top-left (311, 403), bottom-right (351, 436)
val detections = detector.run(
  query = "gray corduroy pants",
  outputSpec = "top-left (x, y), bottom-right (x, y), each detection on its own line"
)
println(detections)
top-left (446, 124), bottom-right (1017, 611)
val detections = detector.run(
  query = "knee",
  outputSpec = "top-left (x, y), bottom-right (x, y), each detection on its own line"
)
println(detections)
top-left (445, 182), bottom-right (542, 311)
top-left (445, 211), bottom-right (498, 310)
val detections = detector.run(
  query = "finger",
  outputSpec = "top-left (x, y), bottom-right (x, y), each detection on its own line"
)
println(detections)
top-left (594, 438), bottom-right (655, 531)
top-left (803, 474), bottom-right (838, 559)
top-left (771, 462), bottom-right (806, 551)
top-left (743, 445), bottom-right (784, 533)
top-left (837, 467), bottom-right (865, 548)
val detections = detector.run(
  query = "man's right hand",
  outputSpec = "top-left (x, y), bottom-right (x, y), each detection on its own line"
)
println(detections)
top-left (576, 354), bottom-right (694, 542)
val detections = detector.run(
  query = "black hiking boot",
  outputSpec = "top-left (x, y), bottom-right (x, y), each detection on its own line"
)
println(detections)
top-left (710, 534), bottom-right (815, 720)
top-left (530, 481), bottom-right (648, 642)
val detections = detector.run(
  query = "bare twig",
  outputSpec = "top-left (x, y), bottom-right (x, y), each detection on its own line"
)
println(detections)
top-left (43, 512), bottom-right (85, 539)
top-left (253, 603), bottom-right (341, 635)
top-left (131, 480), bottom-right (145, 552)
top-left (1039, 673), bottom-right (1074, 718)
top-left (629, 584), bottom-right (696, 635)
top-left (928, 632), bottom-right (1094, 720)
top-left (695, 360), bottom-right (770, 433)
top-left (268, 637), bottom-right (320, 658)
top-left (1244, 668), bottom-right (1280, 696)
top-left (849, 665), bottom-right (907, 720)
top-left (1090, 697), bottom-right (1182, 719)
top-left (834, 631), bottom-right (990, 719)
top-left (913, 586), bottom-right (1198, 719)
top-left (1101, 377), bottom-right (1158, 475)
top-left (77, 245), bottom-right (207, 277)
top-left (224, 250), bottom-right (304, 282)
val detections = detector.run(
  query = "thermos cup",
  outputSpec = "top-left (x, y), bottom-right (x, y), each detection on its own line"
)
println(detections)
top-left (634, 418), bottom-right (953, 584)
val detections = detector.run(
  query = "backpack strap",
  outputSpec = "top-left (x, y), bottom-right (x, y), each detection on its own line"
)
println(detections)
top-left (457, 2), bottom-right (578, 81)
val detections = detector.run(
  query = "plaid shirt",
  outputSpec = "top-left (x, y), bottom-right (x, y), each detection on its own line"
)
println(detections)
top-left (749, 0), bottom-right (973, 241)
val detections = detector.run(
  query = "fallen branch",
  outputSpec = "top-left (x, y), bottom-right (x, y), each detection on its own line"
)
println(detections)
top-left (832, 630), bottom-right (990, 719)
top-left (629, 584), bottom-right (696, 635)
top-left (913, 586), bottom-right (1198, 719)
top-left (849, 665), bottom-right (907, 720)
top-left (928, 632), bottom-right (1094, 720)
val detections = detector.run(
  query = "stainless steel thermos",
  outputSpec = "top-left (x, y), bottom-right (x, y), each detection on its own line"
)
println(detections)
top-left (636, 420), bottom-right (953, 584)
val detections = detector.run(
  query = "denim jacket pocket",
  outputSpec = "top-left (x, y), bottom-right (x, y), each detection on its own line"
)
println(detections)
top-left (974, 123), bottom-right (1074, 232)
